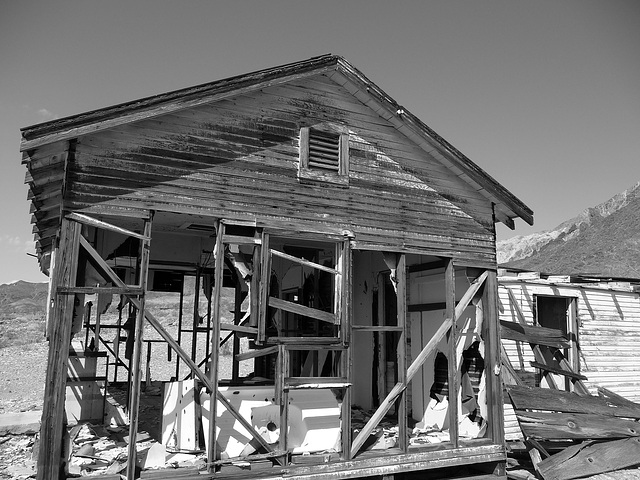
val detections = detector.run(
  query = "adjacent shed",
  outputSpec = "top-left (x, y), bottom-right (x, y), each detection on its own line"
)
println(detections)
top-left (499, 269), bottom-right (640, 440)
top-left (22, 55), bottom-right (533, 480)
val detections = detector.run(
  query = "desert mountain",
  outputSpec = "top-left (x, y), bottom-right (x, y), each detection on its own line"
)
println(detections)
top-left (497, 181), bottom-right (640, 278)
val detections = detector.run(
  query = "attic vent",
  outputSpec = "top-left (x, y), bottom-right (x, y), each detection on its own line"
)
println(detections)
top-left (308, 130), bottom-right (340, 172)
top-left (299, 127), bottom-right (349, 186)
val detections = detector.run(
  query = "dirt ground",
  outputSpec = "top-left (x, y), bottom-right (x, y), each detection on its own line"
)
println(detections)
top-left (3, 342), bottom-right (640, 480)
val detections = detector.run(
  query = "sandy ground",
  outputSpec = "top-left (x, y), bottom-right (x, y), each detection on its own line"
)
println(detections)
top-left (2, 342), bottom-right (640, 480)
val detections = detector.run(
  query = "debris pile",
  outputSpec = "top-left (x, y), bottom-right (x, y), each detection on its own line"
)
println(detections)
top-left (507, 386), bottom-right (640, 480)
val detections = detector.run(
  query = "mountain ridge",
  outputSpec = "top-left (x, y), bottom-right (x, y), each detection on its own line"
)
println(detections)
top-left (498, 180), bottom-right (640, 278)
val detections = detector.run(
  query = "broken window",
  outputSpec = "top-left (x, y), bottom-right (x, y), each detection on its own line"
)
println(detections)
top-left (533, 295), bottom-right (579, 389)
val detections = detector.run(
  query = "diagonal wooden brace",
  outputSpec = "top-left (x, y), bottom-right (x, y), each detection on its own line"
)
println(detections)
top-left (350, 270), bottom-right (488, 457)
top-left (77, 235), bottom-right (279, 460)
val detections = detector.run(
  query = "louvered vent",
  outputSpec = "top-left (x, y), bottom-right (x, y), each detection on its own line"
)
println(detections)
top-left (308, 130), bottom-right (340, 171)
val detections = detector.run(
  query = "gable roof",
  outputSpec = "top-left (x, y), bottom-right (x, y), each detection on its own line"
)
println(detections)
top-left (21, 54), bottom-right (533, 228)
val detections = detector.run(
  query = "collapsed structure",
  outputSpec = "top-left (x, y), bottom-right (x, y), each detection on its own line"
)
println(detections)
top-left (21, 55), bottom-right (533, 479)
top-left (498, 269), bottom-right (640, 479)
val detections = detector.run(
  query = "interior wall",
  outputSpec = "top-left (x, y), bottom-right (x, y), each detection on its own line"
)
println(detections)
top-left (351, 250), bottom-right (396, 410)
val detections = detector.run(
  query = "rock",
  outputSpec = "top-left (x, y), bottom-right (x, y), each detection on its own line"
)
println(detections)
top-left (0, 411), bottom-right (41, 436)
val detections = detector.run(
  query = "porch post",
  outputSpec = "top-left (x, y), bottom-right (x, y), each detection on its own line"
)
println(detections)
top-left (126, 215), bottom-right (153, 480)
top-left (37, 218), bottom-right (81, 480)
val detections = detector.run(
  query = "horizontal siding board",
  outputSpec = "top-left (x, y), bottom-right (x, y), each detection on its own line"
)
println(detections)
top-left (500, 279), bottom-right (640, 402)
top-left (67, 178), bottom-right (496, 255)
top-left (70, 150), bottom-right (493, 234)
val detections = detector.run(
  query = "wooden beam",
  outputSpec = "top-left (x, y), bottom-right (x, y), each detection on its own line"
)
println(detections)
top-left (515, 411), bottom-right (640, 440)
top-left (235, 345), bottom-right (279, 362)
top-left (37, 219), bottom-right (81, 480)
top-left (268, 296), bottom-right (336, 324)
top-left (207, 221), bottom-right (225, 471)
top-left (257, 231), bottom-right (270, 343)
top-left (340, 239), bottom-right (352, 460)
top-left (352, 325), bottom-right (404, 332)
top-left (529, 361), bottom-right (588, 381)
top-left (507, 386), bottom-right (640, 419)
top-left (396, 254), bottom-right (408, 452)
top-left (484, 270), bottom-right (505, 448)
top-left (445, 259), bottom-right (459, 447)
top-left (270, 248), bottom-right (339, 275)
top-left (500, 321), bottom-right (570, 349)
top-left (66, 212), bottom-right (150, 241)
top-left (537, 438), bottom-right (640, 480)
top-left (219, 323), bottom-right (258, 335)
top-left (126, 215), bottom-right (152, 480)
top-left (56, 286), bottom-right (143, 295)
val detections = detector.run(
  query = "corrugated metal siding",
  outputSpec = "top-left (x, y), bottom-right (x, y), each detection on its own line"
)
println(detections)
top-left (61, 73), bottom-right (497, 267)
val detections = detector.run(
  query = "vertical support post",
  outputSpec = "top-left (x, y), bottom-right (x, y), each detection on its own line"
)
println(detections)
top-left (232, 281), bottom-right (242, 381)
top-left (207, 221), bottom-right (225, 471)
top-left (192, 268), bottom-right (201, 368)
top-left (396, 254), bottom-right (408, 452)
top-left (445, 259), bottom-right (459, 447)
top-left (340, 239), bottom-right (352, 460)
top-left (126, 214), bottom-right (153, 480)
top-left (249, 229), bottom-right (261, 328)
top-left (37, 218), bottom-right (81, 480)
top-left (376, 274), bottom-right (387, 405)
top-left (257, 231), bottom-right (271, 344)
top-left (277, 344), bottom-right (289, 453)
top-left (483, 270), bottom-right (505, 446)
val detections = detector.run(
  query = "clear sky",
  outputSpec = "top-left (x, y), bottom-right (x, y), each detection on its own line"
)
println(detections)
top-left (1, 0), bottom-right (639, 285)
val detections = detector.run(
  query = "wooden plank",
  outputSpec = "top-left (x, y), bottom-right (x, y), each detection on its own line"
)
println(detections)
top-left (501, 344), bottom-right (525, 387)
top-left (270, 248), bottom-right (339, 275)
top-left (500, 321), bottom-right (570, 349)
top-left (56, 286), bottom-right (143, 295)
top-left (340, 239), bottom-right (352, 460)
top-left (268, 296), bottom-right (336, 324)
top-left (485, 270), bottom-right (505, 448)
top-left (445, 259), bottom-right (459, 447)
top-left (126, 215), bottom-right (152, 480)
top-left (507, 386), bottom-right (640, 419)
top-left (37, 218), bottom-right (81, 480)
top-left (235, 344), bottom-right (278, 362)
top-left (257, 232), bottom-right (270, 343)
top-left (207, 221), bottom-right (225, 471)
top-left (219, 323), bottom-right (258, 335)
top-left (515, 411), bottom-right (640, 440)
top-left (536, 438), bottom-right (640, 480)
top-left (529, 362), bottom-right (588, 381)
top-left (397, 254), bottom-right (408, 452)
top-left (597, 387), bottom-right (640, 409)
top-left (65, 212), bottom-right (151, 240)
top-left (284, 382), bottom-right (351, 390)
top-left (352, 325), bottom-right (404, 332)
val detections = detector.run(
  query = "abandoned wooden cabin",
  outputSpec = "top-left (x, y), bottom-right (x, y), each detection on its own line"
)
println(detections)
top-left (21, 55), bottom-right (533, 480)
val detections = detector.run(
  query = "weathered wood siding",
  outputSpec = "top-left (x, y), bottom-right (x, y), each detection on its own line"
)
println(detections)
top-left (499, 280), bottom-right (640, 403)
top-left (61, 73), bottom-right (497, 267)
